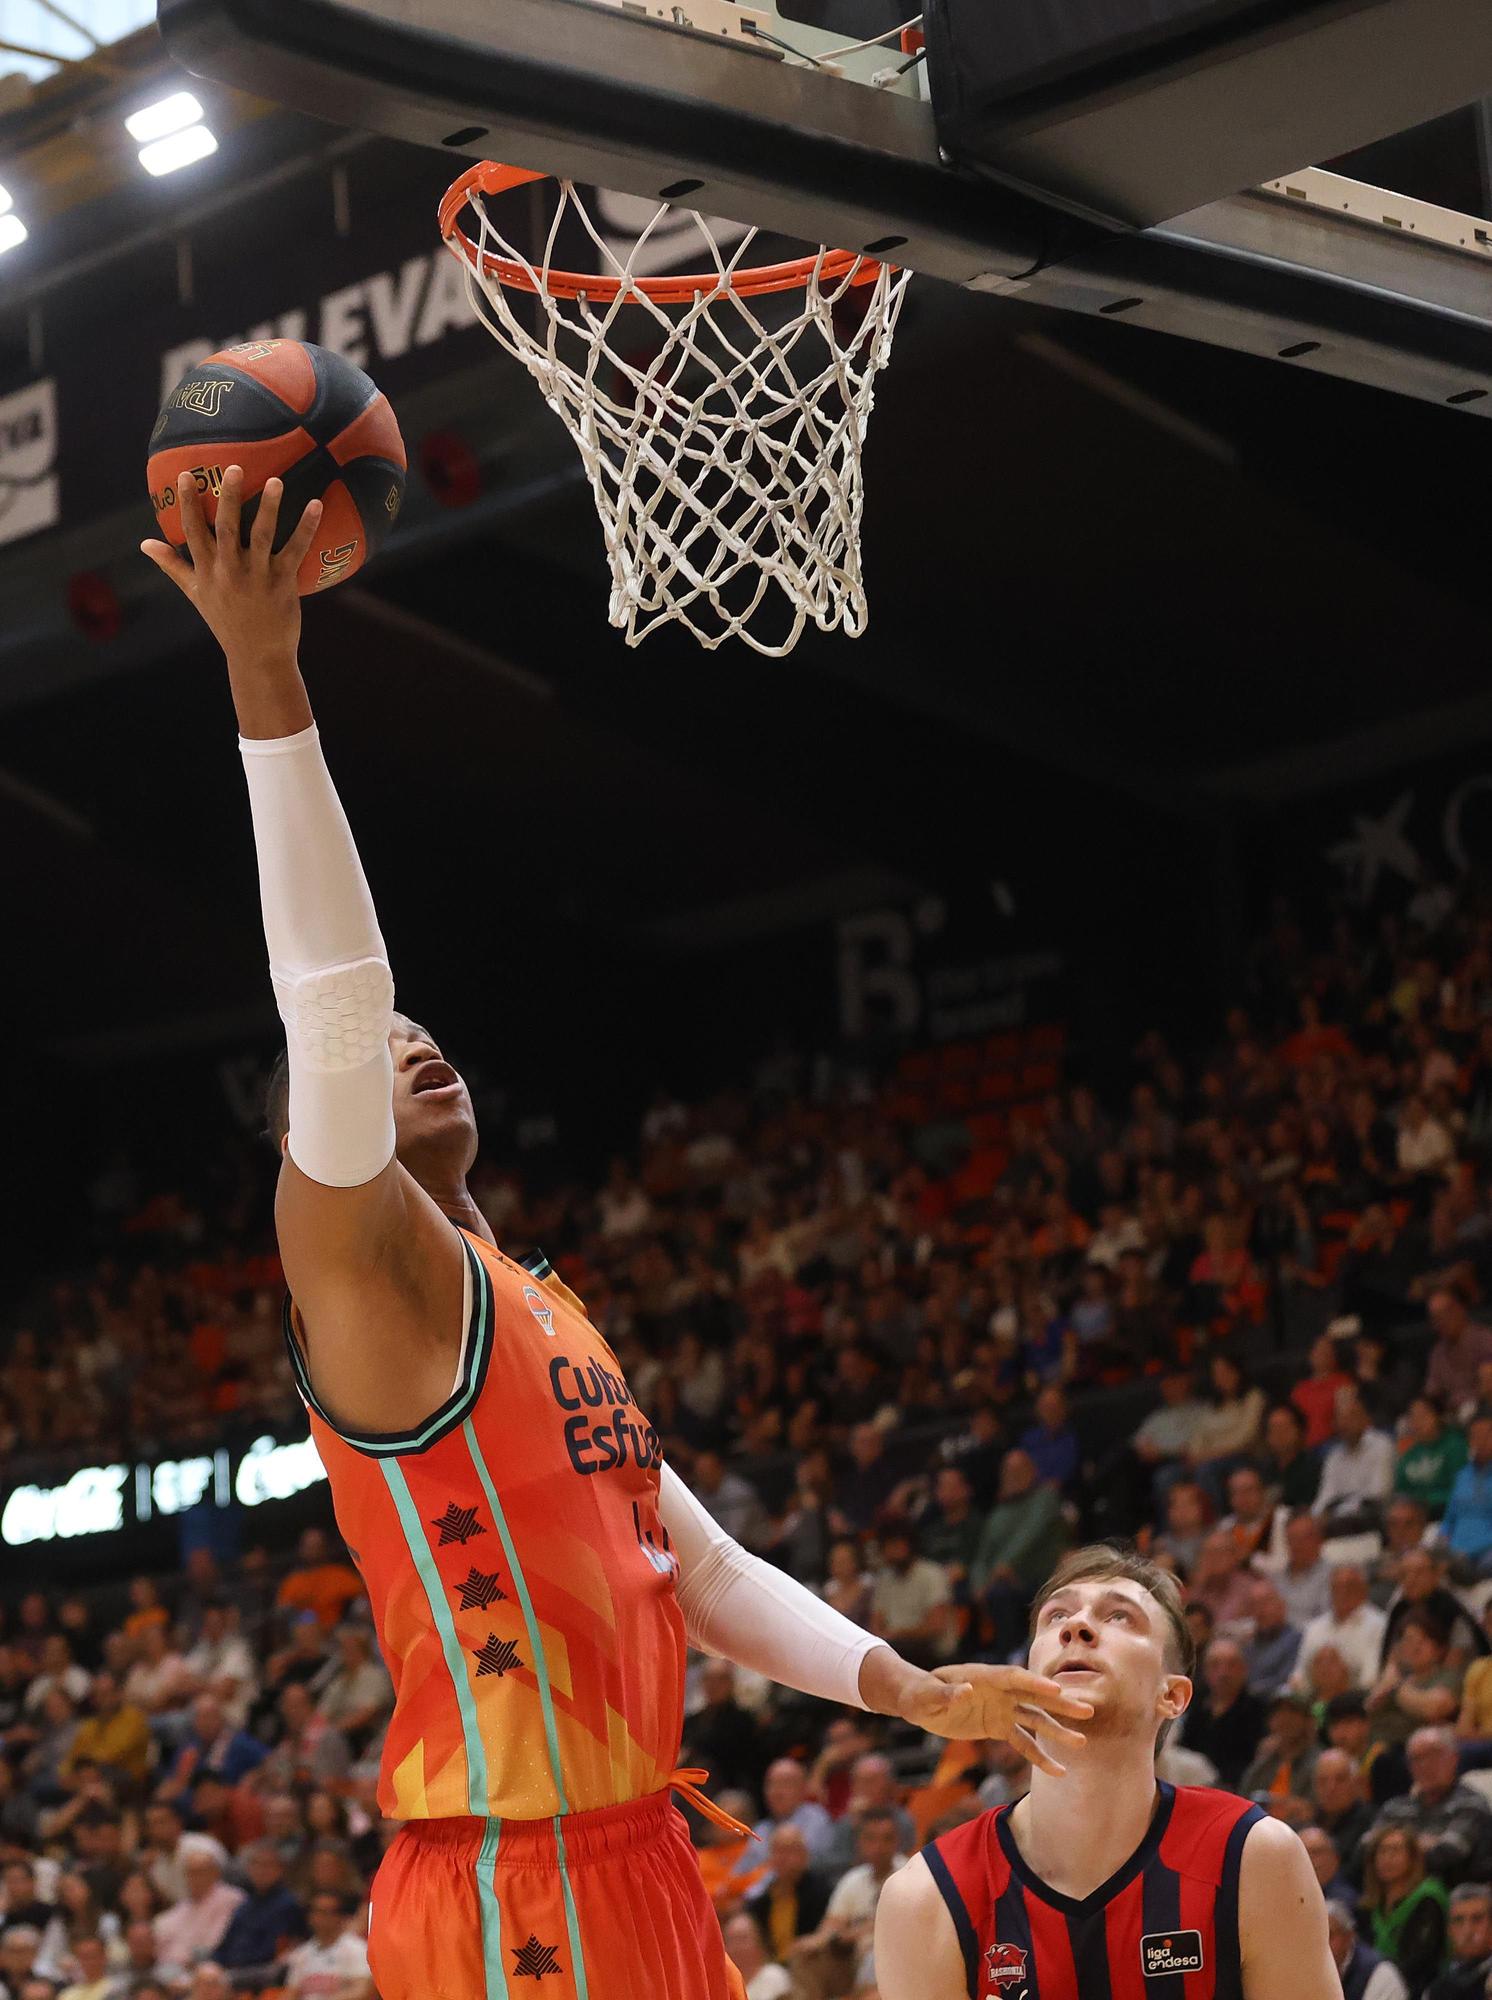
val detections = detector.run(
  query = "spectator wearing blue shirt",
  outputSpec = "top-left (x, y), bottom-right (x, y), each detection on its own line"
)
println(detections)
top-left (1019, 1384), bottom-right (1081, 1494)
top-left (161, 1695), bottom-right (268, 1800)
top-left (748, 1758), bottom-right (834, 1867)
top-left (1022, 1311), bottom-right (1074, 1388)
top-left (214, 1842), bottom-right (306, 1982)
top-left (1244, 1577), bottom-right (1304, 1698)
top-left (1442, 1412), bottom-right (1492, 1574)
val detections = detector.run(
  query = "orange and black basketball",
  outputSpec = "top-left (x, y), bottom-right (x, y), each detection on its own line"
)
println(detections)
top-left (146, 340), bottom-right (406, 596)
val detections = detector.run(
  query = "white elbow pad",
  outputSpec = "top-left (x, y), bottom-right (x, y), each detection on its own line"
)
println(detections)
top-left (275, 959), bottom-right (396, 1189)
top-left (273, 956), bottom-right (395, 1075)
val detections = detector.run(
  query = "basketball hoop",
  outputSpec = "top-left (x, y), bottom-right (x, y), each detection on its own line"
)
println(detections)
top-left (439, 163), bottom-right (910, 655)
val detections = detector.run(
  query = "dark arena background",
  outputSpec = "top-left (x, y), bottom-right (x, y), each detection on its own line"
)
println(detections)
top-left (3, 4), bottom-right (1492, 1996)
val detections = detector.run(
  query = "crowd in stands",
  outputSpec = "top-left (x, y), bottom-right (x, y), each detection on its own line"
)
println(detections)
top-left (7, 890), bottom-right (1492, 1997)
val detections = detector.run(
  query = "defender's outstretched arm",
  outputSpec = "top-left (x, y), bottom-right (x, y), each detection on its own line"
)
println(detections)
top-left (661, 1467), bottom-right (1093, 1753)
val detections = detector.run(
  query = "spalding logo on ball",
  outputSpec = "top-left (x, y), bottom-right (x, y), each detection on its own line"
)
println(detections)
top-left (147, 340), bottom-right (406, 596)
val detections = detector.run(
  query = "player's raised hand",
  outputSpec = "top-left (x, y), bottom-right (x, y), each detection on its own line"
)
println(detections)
top-left (139, 465), bottom-right (323, 665)
top-left (909, 1664), bottom-right (1093, 1772)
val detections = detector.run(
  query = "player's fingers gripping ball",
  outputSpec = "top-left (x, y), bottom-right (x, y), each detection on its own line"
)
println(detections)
top-left (147, 339), bottom-right (406, 596)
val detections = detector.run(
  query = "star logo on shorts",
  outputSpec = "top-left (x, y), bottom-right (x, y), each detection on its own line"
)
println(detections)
top-left (512, 1934), bottom-right (562, 1977)
top-left (431, 1503), bottom-right (484, 1547)
top-left (473, 1634), bottom-right (523, 1678)
top-left (456, 1568), bottom-right (506, 1612)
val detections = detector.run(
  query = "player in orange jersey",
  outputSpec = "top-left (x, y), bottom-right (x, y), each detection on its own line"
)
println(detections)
top-left (142, 470), bottom-right (1093, 2000)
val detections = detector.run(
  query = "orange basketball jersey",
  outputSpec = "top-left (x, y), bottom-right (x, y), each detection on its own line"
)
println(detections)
top-left (284, 1230), bottom-right (686, 1823)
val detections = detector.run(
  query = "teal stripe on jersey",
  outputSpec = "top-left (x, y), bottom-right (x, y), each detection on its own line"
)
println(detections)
top-left (553, 1819), bottom-right (591, 2000)
top-left (380, 1456), bottom-right (488, 1815)
top-left (475, 1818), bottom-right (508, 2000)
top-left (461, 1420), bottom-right (591, 2000)
top-left (461, 1418), bottom-right (571, 1813)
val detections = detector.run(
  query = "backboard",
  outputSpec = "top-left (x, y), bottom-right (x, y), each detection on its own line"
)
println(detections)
top-left (157, 0), bottom-right (1492, 415)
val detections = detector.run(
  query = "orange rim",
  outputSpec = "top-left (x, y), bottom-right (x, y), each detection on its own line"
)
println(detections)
top-left (439, 160), bottom-right (888, 304)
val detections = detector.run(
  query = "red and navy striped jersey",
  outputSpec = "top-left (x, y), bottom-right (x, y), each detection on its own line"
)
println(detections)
top-left (924, 1782), bottom-right (1263, 2000)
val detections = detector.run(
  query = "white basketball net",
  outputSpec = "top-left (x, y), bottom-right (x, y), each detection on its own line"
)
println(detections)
top-left (448, 181), bottom-right (911, 655)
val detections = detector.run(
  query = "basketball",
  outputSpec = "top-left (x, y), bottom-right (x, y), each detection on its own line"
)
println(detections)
top-left (146, 339), bottom-right (407, 595)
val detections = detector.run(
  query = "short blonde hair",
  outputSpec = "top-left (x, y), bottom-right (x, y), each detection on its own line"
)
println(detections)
top-left (1031, 1543), bottom-right (1196, 1676)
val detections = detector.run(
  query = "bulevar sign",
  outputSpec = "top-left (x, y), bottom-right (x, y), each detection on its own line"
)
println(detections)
top-left (0, 1433), bottom-right (327, 1547)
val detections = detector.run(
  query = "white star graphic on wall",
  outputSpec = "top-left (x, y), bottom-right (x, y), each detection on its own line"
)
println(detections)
top-left (1326, 791), bottom-right (1420, 903)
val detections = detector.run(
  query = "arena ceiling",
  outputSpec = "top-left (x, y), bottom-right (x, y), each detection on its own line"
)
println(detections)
top-left (1, 35), bottom-right (1489, 1063)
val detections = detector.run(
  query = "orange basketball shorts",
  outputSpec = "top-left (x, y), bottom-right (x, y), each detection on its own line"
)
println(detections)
top-left (368, 1789), bottom-right (749, 2000)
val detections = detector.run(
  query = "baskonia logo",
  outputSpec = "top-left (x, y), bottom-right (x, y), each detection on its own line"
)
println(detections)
top-left (985, 1942), bottom-right (1028, 1992)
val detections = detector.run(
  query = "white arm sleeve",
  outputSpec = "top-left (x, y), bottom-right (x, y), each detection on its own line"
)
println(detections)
top-left (240, 724), bottom-right (396, 1189)
top-left (659, 1464), bottom-right (880, 1710)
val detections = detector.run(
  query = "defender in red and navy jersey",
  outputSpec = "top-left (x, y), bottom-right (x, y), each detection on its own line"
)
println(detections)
top-left (877, 1547), bottom-right (1338, 2000)
top-left (923, 1780), bottom-right (1259, 2000)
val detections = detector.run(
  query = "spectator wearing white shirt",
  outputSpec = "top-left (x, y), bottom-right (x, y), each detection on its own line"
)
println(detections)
top-left (791, 1810), bottom-right (906, 1998)
top-left (1129, 1369), bottom-right (1208, 1507)
top-left (1292, 1565), bottom-right (1388, 1694)
top-left (597, 1160), bottom-right (652, 1239)
top-left (181, 1606), bottom-right (258, 1728)
top-left (122, 1626), bottom-right (195, 1725)
top-left (1314, 1388), bottom-right (1396, 1535)
top-left (1086, 1206), bottom-right (1146, 1271)
top-left (0, 1862), bottom-right (67, 1984)
top-left (283, 1893), bottom-right (371, 2000)
top-left (1397, 1096), bottom-right (1453, 1180)
top-left (0, 1928), bottom-right (45, 2000)
top-left (21, 1638), bottom-right (89, 1717)
top-left (1220, 1464), bottom-right (1286, 1566)
top-left (868, 1528), bottom-right (956, 1668)
top-left (722, 1913), bottom-right (792, 2000)
top-left (153, 1838), bottom-right (245, 1983)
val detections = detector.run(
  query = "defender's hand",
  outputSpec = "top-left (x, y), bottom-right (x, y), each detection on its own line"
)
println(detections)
top-left (917, 1664), bottom-right (1093, 1772)
top-left (140, 464), bottom-right (323, 665)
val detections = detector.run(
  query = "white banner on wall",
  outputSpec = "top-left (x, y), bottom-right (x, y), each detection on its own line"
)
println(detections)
top-left (0, 1433), bottom-right (327, 1548)
top-left (0, 379), bottom-right (60, 547)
